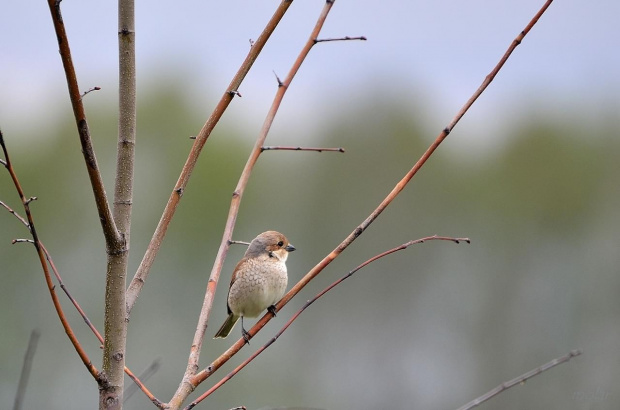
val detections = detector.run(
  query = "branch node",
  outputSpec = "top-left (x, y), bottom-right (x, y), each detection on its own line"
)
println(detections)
top-left (315, 35), bottom-right (368, 44)
top-left (80, 86), bottom-right (101, 99)
top-left (228, 90), bottom-right (242, 98)
top-left (175, 187), bottom-right (184, 196)
top-left (229, 240), bottom-right (251, 246)
top-left (25, 197), bottom-right (38, 205)
top-left (272, 70), bottom-right (284, 87)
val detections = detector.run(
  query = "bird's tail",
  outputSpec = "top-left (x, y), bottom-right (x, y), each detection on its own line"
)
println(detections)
top-left (213, 313), bottom-right (239, 339)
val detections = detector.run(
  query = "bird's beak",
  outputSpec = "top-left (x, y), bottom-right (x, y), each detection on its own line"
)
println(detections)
top-left (285, 244), bottom-right (296, 252)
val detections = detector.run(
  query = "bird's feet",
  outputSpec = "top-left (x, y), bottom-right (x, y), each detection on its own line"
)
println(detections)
top-left (241, 328), bottom-right (250, 344)
top-left (267, 304), bottom-right (277, 316)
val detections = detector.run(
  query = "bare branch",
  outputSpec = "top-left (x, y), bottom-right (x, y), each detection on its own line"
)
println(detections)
top-left (171, 1), bottom-right (343, 407)
top-left (123, 359), bottom-right (161, 404)
top-left (189, 0), bottom-right (555, 391)
top-left (261, 146), bottom-right (345, 153)
top-left (456, 349), bottom-right (583, 410)
top-left (80, 86), bottom-right (101, 99)
top-left (1, 130), bottom-right (101, 381)
top-left (127, 0), bottom-right (296, 315)
top-left (1, 155), bottom-right (160, 406)
top-left (99, 0), bottom-right (137, 406)
top-left (13, 330), bottom-right (40, 410)
top-left (189, 236), bottom-right (468, 406)
top-left (315, 35), bottom-right (367, 43)
top-left (46, 0), bottom-right (123, 251)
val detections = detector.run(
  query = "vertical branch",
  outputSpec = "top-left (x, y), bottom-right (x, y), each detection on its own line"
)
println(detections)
top-left (46, 0), bottom-right (122, 250)
top-left (170, 1), bottom-right (342, 407)
top-left (98, 0), bottom-right (135, 408)
top-left (1, 131), bottom-right (101, 382)
top-left (192, 0), bottom-right (556, 386)
top-left (13, 330), bottom-right (40, 410)
top-left (126, 0), bottom-right (295, 314)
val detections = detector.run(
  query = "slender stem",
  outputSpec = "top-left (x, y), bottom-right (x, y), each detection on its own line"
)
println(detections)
top-left (97, 1), bottom-right (136, 407)
top-left (13, 330), bottom-right (40, 410)
top-left (126, 0), bottom-right (296, 314)
top-left (456, 349), bottom-right (582, 410)
top-left (1, 131), bottom-right (101, 382)
top-left (1, 200), bottom-right (161, 406)
top-left (192, 0), bottom-right (555, 388)
top-left (261, 146), bottom-right (345, 153)
top-left (169, 1), bottom-right (338, 408)
top-left (46, 0), bottom-right (122, 251)
top-left (189, 236), bottom-right (468, 406)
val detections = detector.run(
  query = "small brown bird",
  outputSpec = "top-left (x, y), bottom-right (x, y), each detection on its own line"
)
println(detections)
top-left (214, 231), bottom-right (296, 340)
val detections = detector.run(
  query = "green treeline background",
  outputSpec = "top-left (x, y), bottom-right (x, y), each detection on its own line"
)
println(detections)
top-left (1, 77), bottom-right (618, 409)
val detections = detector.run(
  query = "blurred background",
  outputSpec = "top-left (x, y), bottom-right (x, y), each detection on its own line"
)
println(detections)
top-left (1, 1), bottom-right (619, 409)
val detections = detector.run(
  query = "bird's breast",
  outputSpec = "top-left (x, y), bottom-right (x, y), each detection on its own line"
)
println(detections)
top-left (227, 258), bottom-right (288, 318)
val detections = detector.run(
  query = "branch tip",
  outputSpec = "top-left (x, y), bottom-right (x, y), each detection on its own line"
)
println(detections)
top-left (315, 35), bottom-right (367, 43)
top-left (261, 146), bottom-right (345, 153)
top-left (273, 70), bottom-right (284, 87)
top-left (80, 86), bottom-right (101, 99)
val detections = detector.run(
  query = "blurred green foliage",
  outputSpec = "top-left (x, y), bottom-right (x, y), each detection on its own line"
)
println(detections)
top-left (1, 79), bottom-right (618, 409)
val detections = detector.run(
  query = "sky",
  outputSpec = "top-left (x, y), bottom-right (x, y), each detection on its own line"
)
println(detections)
top-left (2, 0), bottom-right (619, 145)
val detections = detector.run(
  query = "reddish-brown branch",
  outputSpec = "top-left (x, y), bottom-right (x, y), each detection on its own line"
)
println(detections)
top-left (191, 0), bottom-right (554, 388)
top-left (188, 236), bottom-right (468, 405)
top-left (1, 199), bottom-right (162, 407)
top-left (261, 146), bottom-right (345, 153)
top-left (456, 349), bottom-right (582, 410)
top-left (46, 0), bottom-right (123, 252)
top-left (169, 2), bottom-right (342, 408)
top-left (1, 131), bottom-right (101, 381)
top-left (126, 0), bottom-right (295, 315)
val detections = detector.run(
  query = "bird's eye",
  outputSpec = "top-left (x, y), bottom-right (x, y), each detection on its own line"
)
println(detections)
top-left (277, 241), bottom-right (284, 247)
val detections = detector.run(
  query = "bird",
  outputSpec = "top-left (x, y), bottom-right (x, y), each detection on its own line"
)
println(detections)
top-left (214, 231), bottom-right (296, 340)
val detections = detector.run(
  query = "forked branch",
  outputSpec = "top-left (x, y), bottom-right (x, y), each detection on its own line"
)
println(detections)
top-left (1, 131), bottom-right (101, 382)
top-left (126, 0), bottom-right (296, 313)
top-left (169, 1), bottom-right (353, 407)
top-left (192, 0), bottom-right (555, 389)
top-left (456, 349), bottom-right (582, 410)
top-left (188, 236), bottom-right (469, 407)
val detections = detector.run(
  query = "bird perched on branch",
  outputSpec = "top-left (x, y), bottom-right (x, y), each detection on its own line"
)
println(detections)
top-left (214, 231), bottom-right (296, 340)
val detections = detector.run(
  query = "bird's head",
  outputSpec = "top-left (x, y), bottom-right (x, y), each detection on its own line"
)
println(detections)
top-left (245, 231), bottom-right (296, 261)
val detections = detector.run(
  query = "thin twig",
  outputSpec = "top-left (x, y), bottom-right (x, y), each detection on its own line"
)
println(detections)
top-left (228, 240), bottom-right (251, 246)
top-left (2, 177), bottom-right (161, 407)
top-left (261, 146), bottom-right (345, 153)
top-left (126, 0), bottom-right (295, 315)
top-left (124, 359), bottom-right (161, 404)
top-left (456, 349), bottom-right (583, 410)
top-left (80, 86), bottom-right (101, 99)
top-left (191, 0), bottom-right (554, 390)
top-left (46, 0), bottom-right (123, 251)
top-left (1, 131), bottom-right (101, 381)
top-left (314, 35), bottom-right (367, 43)
top-left (170, 2), bottom-right (342, 408)
top-left (188, 236), bottom-right (468, 407)
top-left (13, 330), bottom-right (40, 410)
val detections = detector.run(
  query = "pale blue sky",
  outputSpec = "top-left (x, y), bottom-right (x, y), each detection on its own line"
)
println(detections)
top-left (2, 1), bottom-right (619, 142)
